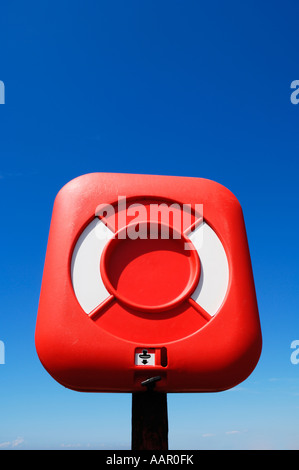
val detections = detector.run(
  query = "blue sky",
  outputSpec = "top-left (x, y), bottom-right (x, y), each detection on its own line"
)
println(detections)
top-left (0, 0), bottom-right (299, 450)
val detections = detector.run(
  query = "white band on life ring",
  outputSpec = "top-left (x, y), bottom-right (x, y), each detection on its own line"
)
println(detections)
top-left (71, 218), bottom-right (114, 314)
top-left (189, 221), bottom-right (229, 316)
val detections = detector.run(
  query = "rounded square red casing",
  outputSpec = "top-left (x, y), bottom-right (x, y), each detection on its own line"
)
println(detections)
top-left (35, 173), bottom-right (262, 393)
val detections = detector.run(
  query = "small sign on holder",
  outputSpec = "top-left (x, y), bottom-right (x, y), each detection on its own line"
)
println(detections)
top-left (135, 349), bottom-right (156, 366)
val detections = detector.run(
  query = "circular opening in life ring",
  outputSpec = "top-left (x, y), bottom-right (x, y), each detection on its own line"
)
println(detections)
top-left (100, 221), bottom-right (200, 312)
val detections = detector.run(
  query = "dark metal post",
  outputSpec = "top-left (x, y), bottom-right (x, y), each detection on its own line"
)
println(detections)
top-left (131, 376), bottom-right (168, 450)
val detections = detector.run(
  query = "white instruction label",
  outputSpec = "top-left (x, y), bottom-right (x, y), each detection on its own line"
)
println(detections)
top-left (135, 348), bottom-right (155, 366)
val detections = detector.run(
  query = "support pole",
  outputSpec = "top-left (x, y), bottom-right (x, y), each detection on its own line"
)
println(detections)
top-left (131, 376), bottom-right (168, 450)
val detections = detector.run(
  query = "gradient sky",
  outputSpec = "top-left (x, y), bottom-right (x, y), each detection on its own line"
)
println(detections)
top-left (1, 0), bottom-right (299, 450)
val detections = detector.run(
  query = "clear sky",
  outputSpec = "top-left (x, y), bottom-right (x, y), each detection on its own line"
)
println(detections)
top-left (0, 0), bottom-right (299, 450)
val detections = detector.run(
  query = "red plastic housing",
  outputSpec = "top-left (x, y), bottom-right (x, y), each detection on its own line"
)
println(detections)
top-left (35, 173), bottom-right (262, 393)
